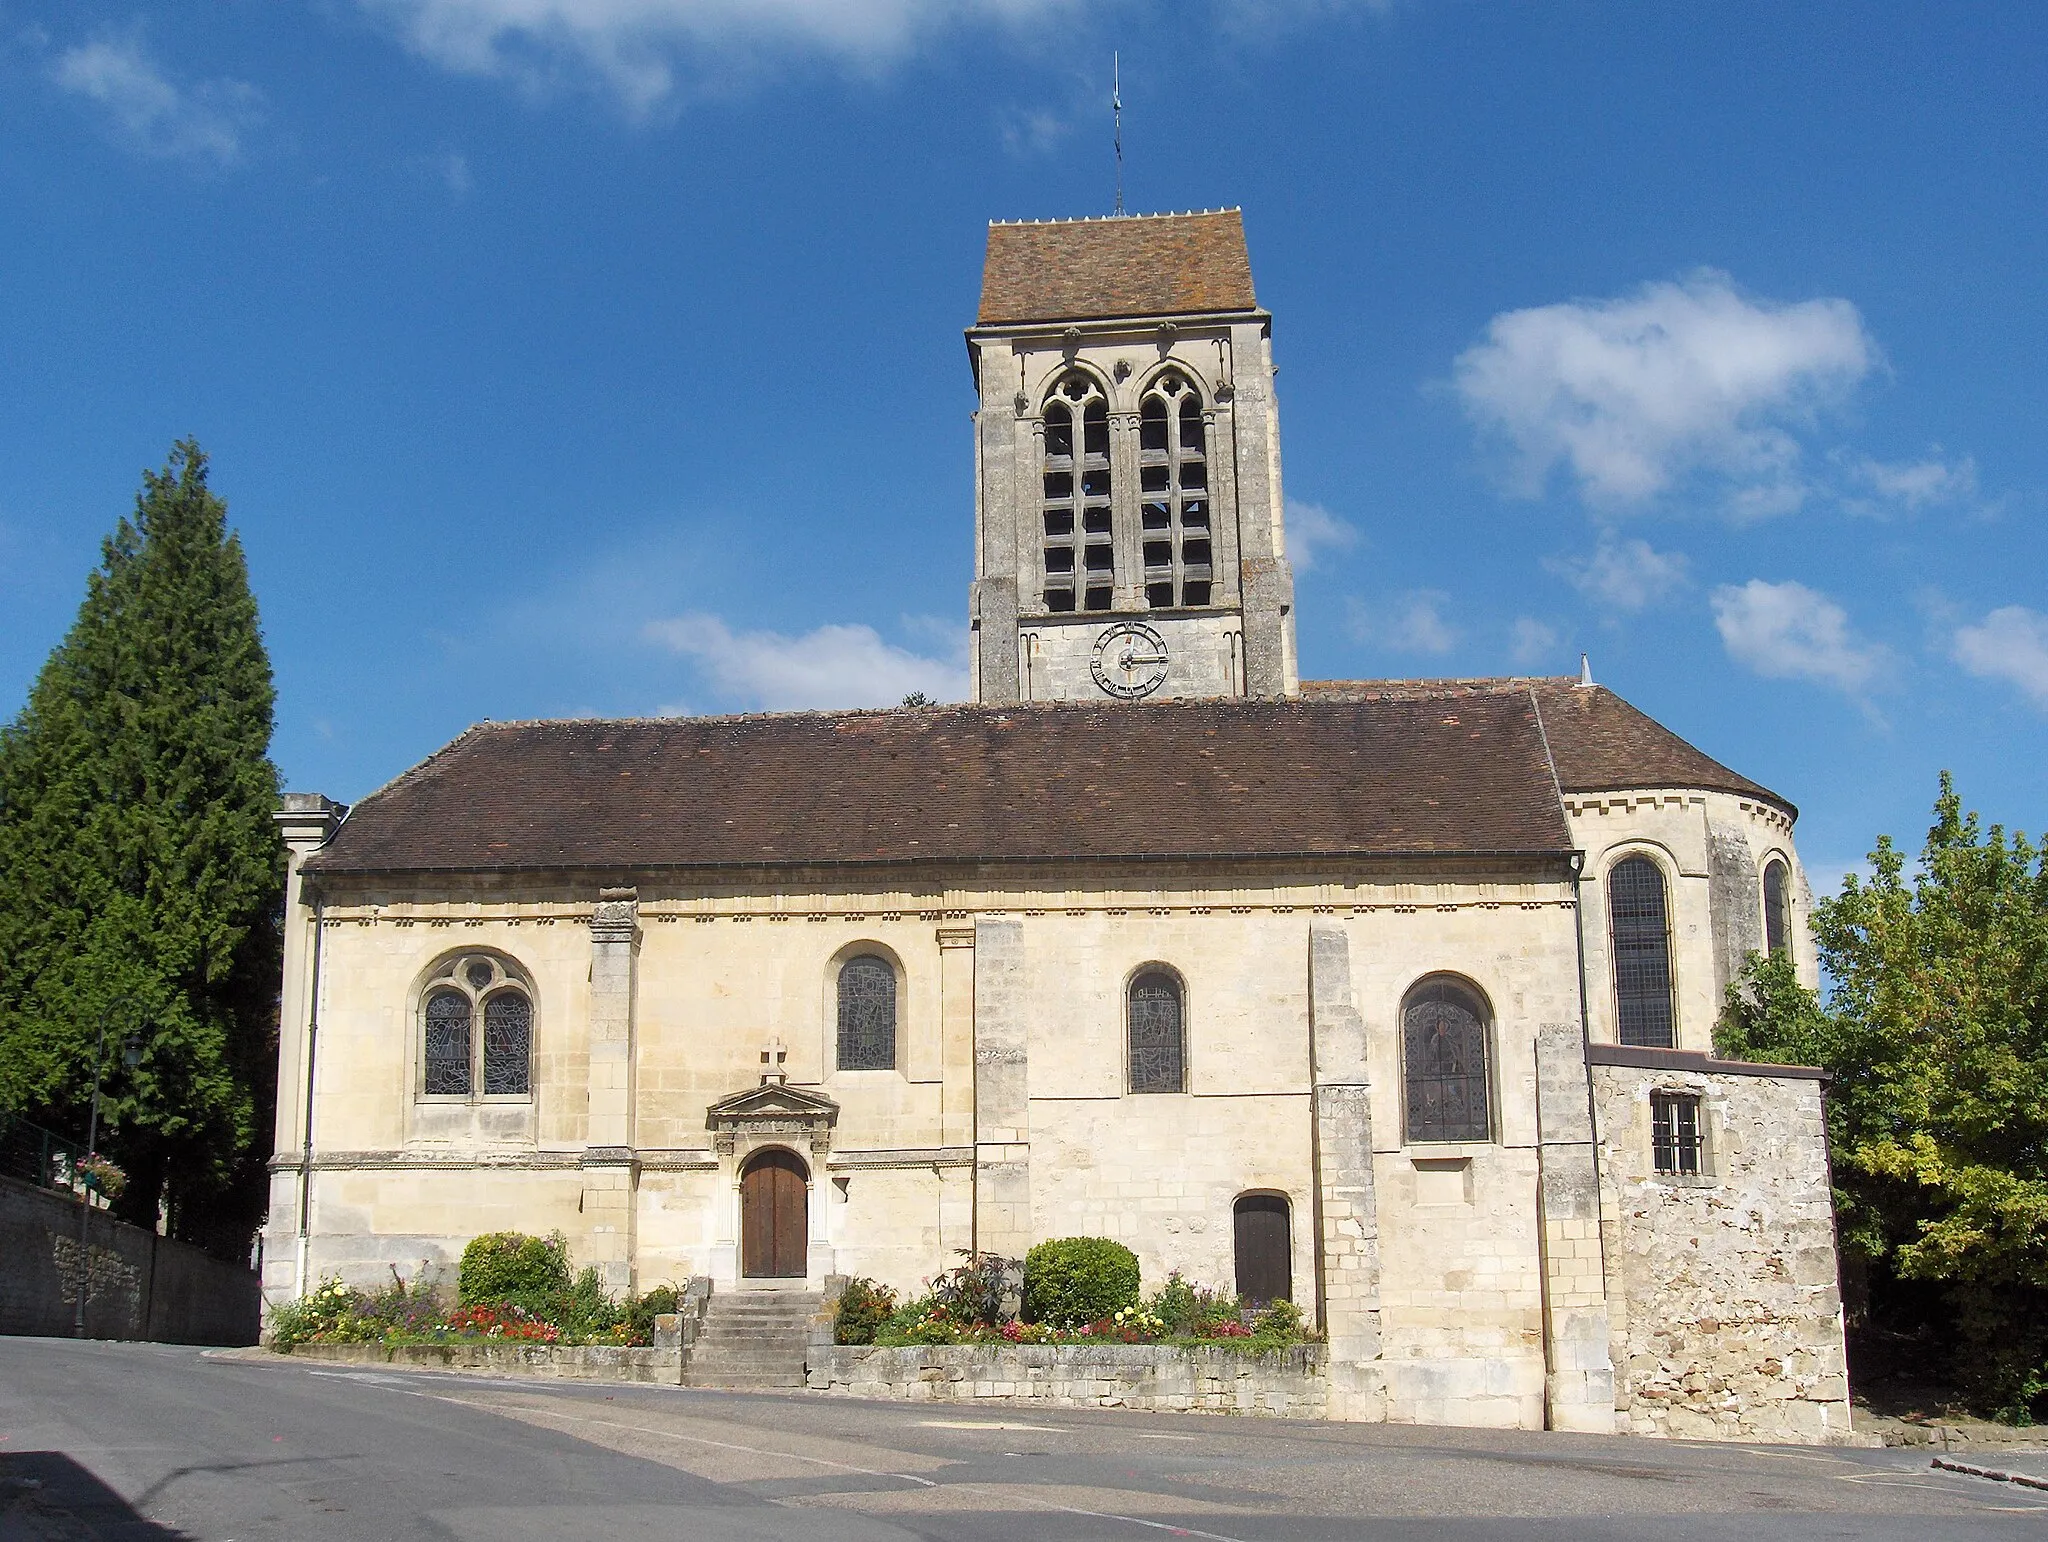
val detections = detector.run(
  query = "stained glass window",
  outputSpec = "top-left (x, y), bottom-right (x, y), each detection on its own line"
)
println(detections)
top-left (1403, 979), bottom-right (1491, 1143)
top-left (1763, 860), bottom-right (1791, 959)
top-left (837, 956), bottom-right (897, 1071)
top-left (423, 988), bottom-right (472, 1095)
top-left (1128, 971), bottom-right (1185, 1094)
top-left (482, 991), bottom-right (532, 1096)
top-left (1610, 857), bottom-right (1675, 1048)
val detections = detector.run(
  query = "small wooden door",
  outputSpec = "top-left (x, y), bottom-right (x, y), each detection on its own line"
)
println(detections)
top-left (1233, 1194), bottom-right (1292, 1305)
top-left (741, 1149), bottom-right (808, 1278)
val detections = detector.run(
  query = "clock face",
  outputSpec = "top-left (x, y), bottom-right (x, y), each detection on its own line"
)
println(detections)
top-left (1090, 622), bottom-right (1171, 699)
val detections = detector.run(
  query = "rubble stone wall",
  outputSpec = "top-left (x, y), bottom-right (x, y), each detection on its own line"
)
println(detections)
top-left (1593, 1061), bottom-right (1854, 1443)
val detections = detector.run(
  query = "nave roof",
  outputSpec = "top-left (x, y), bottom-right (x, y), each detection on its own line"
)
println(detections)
top-left (304, 681), bottom-right (1787, 878)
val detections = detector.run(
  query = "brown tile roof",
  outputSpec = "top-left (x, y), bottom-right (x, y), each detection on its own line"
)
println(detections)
top-left (977, 210), bottom-right (1258, 326)
top-left (1300, 677), bottom-right (1792, 814)
top-left (304, 696), bottom-right (1572, 877)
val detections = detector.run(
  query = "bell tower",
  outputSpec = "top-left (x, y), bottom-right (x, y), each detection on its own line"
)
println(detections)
top-left (966, 209), bottom-right (1299, 703)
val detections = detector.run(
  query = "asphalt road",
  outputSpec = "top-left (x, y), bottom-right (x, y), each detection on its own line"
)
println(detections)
top-left (2, 1339), bottom-right (2044, 1541)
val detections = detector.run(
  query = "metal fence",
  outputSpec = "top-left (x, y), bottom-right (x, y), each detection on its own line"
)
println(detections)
top-left (0, 1114), bottom-right (84, 1193)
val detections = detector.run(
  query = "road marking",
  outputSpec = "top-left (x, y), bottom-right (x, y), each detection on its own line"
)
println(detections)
top-left (1133, 1434), bottom-right (1202, 1442)
top-left (431, 1393), bottom-right (1261, 1542)
top-left (917, 1420), bottom-right (1067, 1432)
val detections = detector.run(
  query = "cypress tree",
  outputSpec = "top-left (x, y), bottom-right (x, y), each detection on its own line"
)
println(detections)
top-left (0, 440), bottom-right (283, 1251)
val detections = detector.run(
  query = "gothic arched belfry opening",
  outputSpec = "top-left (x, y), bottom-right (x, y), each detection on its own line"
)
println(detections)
top-left (967, 210), bottom-right (1298, 703)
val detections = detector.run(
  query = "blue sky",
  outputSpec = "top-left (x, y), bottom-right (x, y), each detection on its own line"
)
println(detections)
top-left (2, 0), bottom-right (2043, 891)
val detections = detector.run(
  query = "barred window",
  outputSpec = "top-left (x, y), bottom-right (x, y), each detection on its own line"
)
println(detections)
top-left (1651, 1091), bottom-right (1705, 1177)
top-left (419, 954), bottom-right (533, 1099)
top-left (837, 955), bottom-right (897, 1071)
top-left (1609, 856), bottom-right (1675, 1048)
top-left (1138, 373), bottom-right (1211, 608)
top-left (1763, 859), bottom-right (1791, 959)
top-left (1042, 372), bottom-right (1114, 614)
top-left (1402, 978), bottom-right (1492, 1143)
top-left (1128, 970), bottom-right (1185, 1094)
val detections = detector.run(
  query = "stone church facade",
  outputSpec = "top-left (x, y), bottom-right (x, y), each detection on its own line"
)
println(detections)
top-left (263, 210), bottom-right (1853, 1442)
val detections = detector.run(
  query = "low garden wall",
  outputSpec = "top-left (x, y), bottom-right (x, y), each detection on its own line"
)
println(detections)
top-left (282, 1339), bottom-right (684, 1383)
top-left (807, 1343), bottom-right (1328, 1417)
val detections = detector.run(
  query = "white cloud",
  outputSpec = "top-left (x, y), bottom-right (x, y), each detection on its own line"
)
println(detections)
top-left (645, 612), bottom-right (966, 710)
top-left (1710, 579), bottom-right (1889, 695)
top-left (1953, 605), bottom-right (2048, 710)
top-left (51, 30), bottom-right (260, 166)
top-left (1841, 451), bottom-right (1979, 514)
top-left (1546, 537), bottom-right (1689, 613)
top-left (1348, 589), bottom-right (1457, 655)
top-left (361, 0), bottom-right (1081, 111)
top-left (1509, 617), bottom-right (1560, 668)
top-left (1285, 499), bottom-right (1360, 575)
top-left (1453, 270), bottom-right (1874, 512)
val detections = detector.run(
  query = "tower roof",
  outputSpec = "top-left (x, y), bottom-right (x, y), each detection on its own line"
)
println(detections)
top-left (977, 210), bottom-right (1258, 326)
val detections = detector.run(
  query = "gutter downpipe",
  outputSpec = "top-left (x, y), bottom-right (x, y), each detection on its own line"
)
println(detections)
top-left (296, 896), bottom-right (325, 1300)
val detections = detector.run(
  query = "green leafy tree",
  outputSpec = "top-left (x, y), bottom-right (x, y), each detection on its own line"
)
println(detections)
top-left (0, 441), bottom-right (283, 1251)
top-left (1719, 774), bottom-right (2048, 1417)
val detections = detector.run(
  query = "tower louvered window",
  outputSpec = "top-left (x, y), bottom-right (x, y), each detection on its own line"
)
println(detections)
top-left (1042, 372), bottom-right (1113, 613)
top-left (1609, 856), bottom-right (1676, 1048)
top-left (1138, 373), bottom-right (1211, 607)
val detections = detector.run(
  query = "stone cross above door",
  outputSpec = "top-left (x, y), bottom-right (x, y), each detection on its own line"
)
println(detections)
top-left (760, 1036), bottom-right (787, 1085)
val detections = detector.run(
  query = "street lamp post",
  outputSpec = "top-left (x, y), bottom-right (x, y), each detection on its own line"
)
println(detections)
top-left (73, 998), bottom-right (145, 1339)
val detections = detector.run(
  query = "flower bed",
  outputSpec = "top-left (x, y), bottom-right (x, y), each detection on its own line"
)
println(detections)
top-left (837, 1253), bottom-right (1314, 1357)
top-left (269, 1232), bottom-right (682, 1352)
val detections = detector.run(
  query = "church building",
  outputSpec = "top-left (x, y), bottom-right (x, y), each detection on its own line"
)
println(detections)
top-left (264, 210), bottom-right (1854, 1441)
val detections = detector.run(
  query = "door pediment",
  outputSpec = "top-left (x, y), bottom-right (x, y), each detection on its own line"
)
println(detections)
top-left (706, 1083), bottom-right (840, 1123)
top-left (707, 1082), bottom-right (838, 1158)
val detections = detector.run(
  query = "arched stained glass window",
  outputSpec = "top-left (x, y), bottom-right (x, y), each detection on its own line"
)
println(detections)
top-left (1137, 373), bottom-right (1211, 608)
top-left (1609, 856), bottom-right (1675, 1048)
top-left (1128, 970), bottom-right (1185, 1094)
top-left (423, 989), bottom-right (473, 1095)
top-left (1402, 979), bottom-right (1492, 1143)
top-left (419, 953), bottom-right (534, 1100)
top-left (1763, 859), bottom-right (1791, 959)
top-left (1041, 372), bottom-right (1113, 613)
top-left (837, 955), bottom-right (898, 1071)
top-left (482, 991), bottom-right (533, 1095)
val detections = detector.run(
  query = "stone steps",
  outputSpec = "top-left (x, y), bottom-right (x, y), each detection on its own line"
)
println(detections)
top-left (684, 1290), bottom-right (821, 1390)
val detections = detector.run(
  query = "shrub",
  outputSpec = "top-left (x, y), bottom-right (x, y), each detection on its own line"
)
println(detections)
top-left (1022, 1237), bottom-right (1140, 1327)
top-left (626, 1285), bottom-right (682, 1342)
top-left (929, 1252), bottom-right (1020, 1328)
top-left (1249, 1298), bottom-right (1306, 1347)
top-left (1149, 1272), bottom-right (1242, 1337)
top-left (459, 1232), bottom-right (571, 1311)
top-left (835, 1278), bottom-right (898, 1345)
top-left (269, 1277), bottom-right (361, 1349)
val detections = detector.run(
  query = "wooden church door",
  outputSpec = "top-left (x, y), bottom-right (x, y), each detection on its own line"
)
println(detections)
top-left (741, 1149), bottom-right (809, 1278)
top-left (1233, 1194), bottom-right (1292, 1305)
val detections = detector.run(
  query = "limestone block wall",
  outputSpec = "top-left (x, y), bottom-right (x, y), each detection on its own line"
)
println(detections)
top-left (1591, 1056), bottom-right (1854, 1443)
top-left (809, 1343), bottom-right (1328, 1418)
top-left (1343, 900), bottom-right (1588, 1430)
top-left (1569, 789), bottom-right (1817, 1054)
